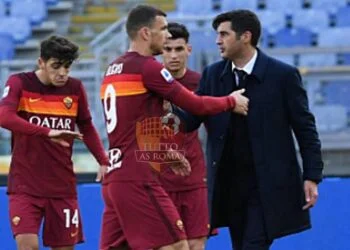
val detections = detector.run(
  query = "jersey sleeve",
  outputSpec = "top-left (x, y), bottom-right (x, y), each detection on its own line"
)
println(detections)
top-left (0, 74), bottom-right (50, 136)
top-left (142, 58), bottom-right (235, 116)
top-left (142, 57), bottom-right (182, 98)
top-left (0, 74), bottom-right (22, 107)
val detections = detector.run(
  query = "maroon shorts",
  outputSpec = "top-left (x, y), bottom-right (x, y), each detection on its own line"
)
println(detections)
top-left (167, 187), bottom-right (211, 239)
top-left (100, 182), bottom-right (187, 250)
top-left (9, 193), bottom-right (84, 247)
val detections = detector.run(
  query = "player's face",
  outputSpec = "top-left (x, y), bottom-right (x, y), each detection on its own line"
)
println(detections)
top-left (163, 38), bottom-right (191, 73)
top-left (216, 21), bottom-right (244, 60)
top-left (150, 15), bottom-right (171, 55)
top-left (38, 58), bottom-right (72, 87)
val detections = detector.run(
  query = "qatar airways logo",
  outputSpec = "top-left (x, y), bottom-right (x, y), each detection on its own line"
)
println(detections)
top-left (29, 116), bottom-right (72, 130)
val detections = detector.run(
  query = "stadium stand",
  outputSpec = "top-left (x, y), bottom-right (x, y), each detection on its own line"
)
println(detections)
top-left (0, 33), bottom-right (14, 60)
top-left (10, 0), bottom-right (48, 25)
top-left (221, 0), bottom-right (257, 11)
top-left (263, 0), bottom-right (302, 13)
top-left (308, 0), bottom-right (348, 12)
top-left (273, 27), bottom-right (315, 47)
top-left (255, 10), bottom-right (286, 34)
top-left (335, 5), bottom-right (350, 26)
top-left (291, 9), bottom-right (330, 32)
top-left (176, 0), bottom-right (213, 14)
top-left (340, 53), bottom-right (350, 65)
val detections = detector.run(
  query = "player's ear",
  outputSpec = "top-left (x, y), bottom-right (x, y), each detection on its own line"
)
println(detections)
top-left (241, 31), bottom-right (252, 44)
top-left (38, 57), bottom-right (44, 70)
top-left (187, 44), bottom-right (192, 55)
top-left (139, 27), bottom-right (150, 41)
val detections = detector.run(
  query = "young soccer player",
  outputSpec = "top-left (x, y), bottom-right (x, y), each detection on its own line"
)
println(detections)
top-left (161, 22), bottom-right (210, 250)
top-left (0, 35), bottom-right (109, 250)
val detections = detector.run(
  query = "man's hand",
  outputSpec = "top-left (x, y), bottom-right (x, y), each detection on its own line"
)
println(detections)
top-left (166, 149), bottom-right (191, 176)
top-left (163, 100), bottom-right (172, 113)
top-left (95, 165), bottom-right (108, 182)
top-left (302, 180), bottom-right (319, 210)
top-left (230, 89), bottom-right (249, 115)
top-left (48, 129), bottom-right (83, 147)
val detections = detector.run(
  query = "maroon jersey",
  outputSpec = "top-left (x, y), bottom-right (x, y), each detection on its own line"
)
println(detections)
top-left (160, 69), bottom-right (206, 191)
top-left (100, 52), bottom-right (235, 183)
top-left (0, 72), bottom-right (93, 198)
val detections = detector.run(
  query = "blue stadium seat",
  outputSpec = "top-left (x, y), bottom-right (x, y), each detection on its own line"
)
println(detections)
top-left (335, 6), bottom-right (350, 27)
top-left (0, 0), bottom-right (5, 17)
top-left (309, 0), bottom-right (347, 12)
top-left (274, 27), bottom-right (314, 47)
top-left (292, 9), bottom-right (329, 32)
top-left (312, 105), bottom-right (347, 132)
top-left (0, 16), bottom-right (31, 43)
top-left (298, 54), bottom-right (337, 67)
top-left (259, 28), bottom-right (270, 47)
top-left (318, 27), bottom-right (350, 47)
top-left (255, 10), bottom-right (286, 34)
top-left (0, 33), bottom-right (15, 60)
top-left (340, 53), bottom-right (350, 65)
top-left (322, 81), bottom-right (350, 112)
top-left (45, 0), bottom-right (58, 6)
top-left (274, 54), bottom-right (295, 66)
top-left (189, 29), bottom-right (217, 51)
top-left (176, 0), bottom-right (213, 14)
top-left (10, 0), bottom-right (47, 25)
top-left (264, 0), bottom-right (302, 13)
top-left (221, 0), bottom-right (257, 11)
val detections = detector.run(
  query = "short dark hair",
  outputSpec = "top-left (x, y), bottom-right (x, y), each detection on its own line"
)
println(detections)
top-left (167, 22), bottom-right (189, 43)
top-left (126, 5), bottom-right (167, 40)
top-left (212, 10), bottom-right (261, 47)
top-left (40, 35), bottom-right (79, 63)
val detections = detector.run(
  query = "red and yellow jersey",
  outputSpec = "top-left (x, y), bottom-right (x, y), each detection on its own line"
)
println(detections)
top-left (101, 51), bottom-right (235, 184)
top-left (0, 72), bottom-right (91, 197)
top-left (160, 69), bottom-right (207, 191)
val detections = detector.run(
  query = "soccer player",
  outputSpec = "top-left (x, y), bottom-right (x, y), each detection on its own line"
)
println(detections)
top-left (99, 5), bottom-right (248, 250)
top-left (161, 22), bottom-right (210, 250)
top-left (0, 36), bottom-right (109, 250)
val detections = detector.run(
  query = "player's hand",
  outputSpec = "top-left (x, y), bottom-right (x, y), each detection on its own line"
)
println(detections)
top-left (230, 89), bottom-right (249, 116)
top-left (302, 180), bottom-right (319, 210)
top-left (48, 129), bottom-right (83, 147)
top-left (163, 100), bottom-right (172, 112)
top-left (166, 149), bottom-right (191, 176)
top-left (95, 165), bottom-right (108, 182)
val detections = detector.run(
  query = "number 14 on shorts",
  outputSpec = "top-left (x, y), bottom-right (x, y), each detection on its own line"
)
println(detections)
top-left (63, 208), bottom-right (79, 228)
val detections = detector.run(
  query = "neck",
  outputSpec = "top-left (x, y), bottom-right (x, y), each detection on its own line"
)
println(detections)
top-left (170, 67), bottom-right (187, 79)
top-left (35, 70), bottom-right (50, 85)
top-left (129, 41), bottom-right (153, 57)
top-left (232, 46), bottom-right (256, 69)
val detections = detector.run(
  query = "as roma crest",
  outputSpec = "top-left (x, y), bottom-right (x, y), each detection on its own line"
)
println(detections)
top-left (63, 96), bottom-right (73, 109)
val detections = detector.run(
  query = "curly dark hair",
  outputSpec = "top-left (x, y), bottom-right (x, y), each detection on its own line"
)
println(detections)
top-left (40, 35), bottom-right (79, 64)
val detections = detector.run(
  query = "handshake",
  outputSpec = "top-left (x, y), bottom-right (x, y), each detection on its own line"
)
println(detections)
top-left (230, 89), bottom-right (249, 116)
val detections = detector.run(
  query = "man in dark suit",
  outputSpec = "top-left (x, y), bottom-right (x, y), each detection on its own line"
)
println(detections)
top-left (176, 10), bottom-right (324, 250)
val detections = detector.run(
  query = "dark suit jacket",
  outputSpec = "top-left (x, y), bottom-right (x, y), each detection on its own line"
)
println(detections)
top-left (176, 49), bottom-right (323, 239)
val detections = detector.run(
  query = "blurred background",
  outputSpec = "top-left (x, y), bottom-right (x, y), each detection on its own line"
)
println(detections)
top-left (0, 0), bottom-right (350, 249)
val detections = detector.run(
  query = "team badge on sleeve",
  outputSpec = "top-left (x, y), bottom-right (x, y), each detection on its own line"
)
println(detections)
top-left (2, 86), bottom-right (9, 98)
top-left (160, 68), bottom-right (174, 83)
